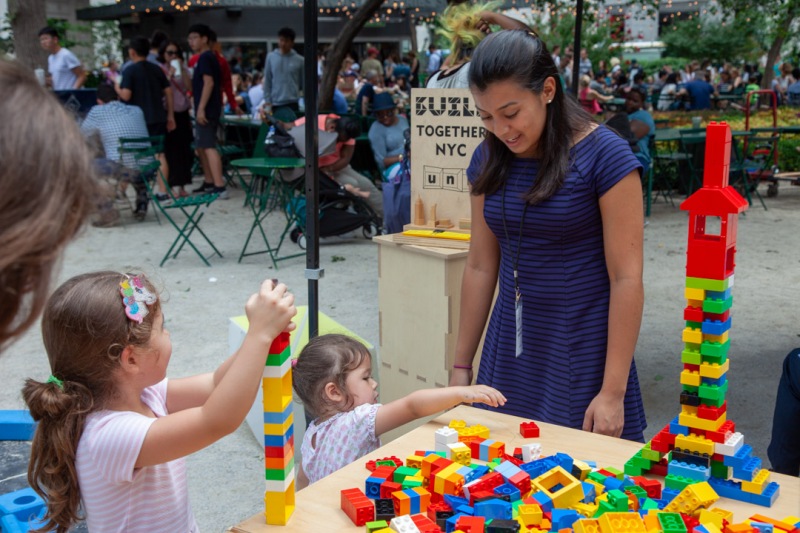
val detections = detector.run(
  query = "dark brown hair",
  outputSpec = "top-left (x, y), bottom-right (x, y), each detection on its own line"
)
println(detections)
top-left (292, 334), bottom-right (370, 419)
top-left (0, 59), bottom-right (96, 353)
top-left (468, 30), bottom-right (593, 204)
top-left (22, 271), bottom-right (160, 533)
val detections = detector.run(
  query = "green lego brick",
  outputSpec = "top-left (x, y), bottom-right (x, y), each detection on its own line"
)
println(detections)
top-left (265, 346), bottom-right (292, 366)
top-left (624, 460), bottom-right (643, 476)
top-left (686, 277), bottom-right (730, 291)
top-left (393, 466), bottom-right (420, 483)
top-left (265, 458), bottom-right (295, 481)
top-left (629, 453), bottom-right (653, 470)
top-left (702, 295), bottom-right (733, 314)
top-left (682, 385), bottom-right (699, 393)
top-left (604, 467), bottom-right (624, 480)
top-left (606, 489), bottom-right (629, 510)
top-left (593, 499), bottom-right (618, 518)
top-left (367, 520), bottom-right (390, 533)
top-left (658, 512), bottom-right (688, 533)
top-left (682, 346), bottom-right (703, 365)
top-left (641, 498), bottom-right (660, 511)
top-left (698, 382), bottom-right (728, 406)
top-left (701, 339), bottom-right (731, 358)
top-left (626, 486), bottom-right (647, 499)
top-left (401, 477), bottom-right (423, 489)
top-left (710, 460), bottom-right (730, 479)
top-left (641, 443), bottom-right (662, 462)
top-left (588, 471), bottom-right (608, 484)
top-left (703, 350), bottom-right (728, 366)
top-left (664, 473), bottom-right (696, 491)
top-left (685, 320), bottom-right (702, 329)
top-left (376, 460), bottom-right (397, 468)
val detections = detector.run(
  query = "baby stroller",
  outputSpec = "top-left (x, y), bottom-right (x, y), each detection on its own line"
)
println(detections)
top-left (279, 122), bottom-right (384, 249)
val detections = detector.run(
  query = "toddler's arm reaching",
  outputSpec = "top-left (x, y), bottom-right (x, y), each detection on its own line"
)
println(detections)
top-left (374, 385), bottom-right (505, 437)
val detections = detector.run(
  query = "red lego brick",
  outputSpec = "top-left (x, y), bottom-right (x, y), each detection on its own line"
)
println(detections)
top-left (341, 488), bottom-right (374, 526)
top-left (681, 513), bottom-right (699, 532)
top-left (381, 481), bottom-right (403, 499)
top-left (704, 310), bottom-right (730, 322)
top-left (520, 421), bottom-right (540, 438)
top-left (683, 363), bottom-right (700, 372)
top-left (456, 515), bottom-right (486, 533)
top-left (650, 458), bottom-right (669, 477)
top-left (269, 331), bottom-right (290, 354)
top-left (637, 478), bottom-right (662, 499)
top-left (468, 438), bottom-right (486, 458)
top-left (427, 500), bottom-right (452, 523)
top-left (698, 401), bottom-right (728, 421)
top-left (501, 453), bottom-right (523, 467)
top-left (412, 513), bottom-right (441, 533)
top-left (372, 465), bottom-right (397, 480)
top-left (366, 456), bottom-right (403, 472)
top-left (684, 305), bottom-right (705, 322)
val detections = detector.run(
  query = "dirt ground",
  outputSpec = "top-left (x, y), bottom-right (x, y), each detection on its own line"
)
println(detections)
top-left (1, 179), bottom-right (798, 531)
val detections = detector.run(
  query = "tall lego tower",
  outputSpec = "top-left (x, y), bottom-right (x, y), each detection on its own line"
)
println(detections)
top-left (263, 331), bottom-right (296, 524)
top-left (625, 122), bottom-right (780, 507)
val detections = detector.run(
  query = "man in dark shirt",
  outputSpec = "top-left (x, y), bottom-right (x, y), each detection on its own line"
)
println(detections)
top-left (116, 35), bottom-right (174, 200)
top-left (678, 69), bottom-right (718, 111)
top-left (188, 24), bottom-right (227, 198)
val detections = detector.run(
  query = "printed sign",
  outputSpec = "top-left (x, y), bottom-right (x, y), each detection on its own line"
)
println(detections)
top-left (410, 88), bottom-right (485, 227)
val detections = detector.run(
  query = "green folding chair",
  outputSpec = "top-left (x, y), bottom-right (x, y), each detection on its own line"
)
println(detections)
top-left (120, 137), bottom-right (223, 266)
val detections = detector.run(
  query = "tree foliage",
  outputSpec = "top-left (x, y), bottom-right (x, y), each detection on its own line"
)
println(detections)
top-left (660, 17), bottom-right (764, 64)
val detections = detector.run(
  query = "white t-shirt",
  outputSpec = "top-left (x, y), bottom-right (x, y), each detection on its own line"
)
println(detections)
top-left (75, 379), bottom-right (199, 533)
top-left (48, 47), bottom-right (82, 90)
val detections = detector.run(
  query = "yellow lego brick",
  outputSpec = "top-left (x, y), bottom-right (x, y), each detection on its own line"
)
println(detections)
top-left (703, 525), bottom-right (723, 533)
top-left (704, 331), bottom-right (729, 345)
top-left (781, 518), bottom-right (800, 529)
top-left (642, 513), bottom-right (661, 533)
top-left (741, 468), bottom-right (770, 494)
top-left (264, 413), bottom-right (294, 436)
top-left (687, 299), bottom-right (704, 308)
top-left (585, 479), bottom-right (605, 497)
top-left (698, 509), bottom-right (725, 529)
top-left (707, 508), bottom-right (733, 524)
top-left (679, 411), bottom-right (726, 432)
top-left (449, 419), bottom-right (467, 430)
top-left (675, 433), bottom-right (716, 456)
top-left (685, 287), bottom-right (706, 301)
top-left (573, 502), bottom-right (599, 518)
top-left (473, 424), bottom-right (490, 438)
top-left (264, 480), bottom-right (295, 525)
top-left (680, 369), bottom-right (702, 387)
top-left (699, 359), bottom-right (730, 379)
top-left (263, 372), bottom-right (292, 397)
top-left (598, 512), bottom-right (647, 533)
top-left (406, 455), bottom-right (424, 469)
top-left (262, 393), bottom-right (292, 413)
top-left (682, 405), bottom-right (699, 416)
top-left (664, 481), bottom-right (719, 515)
top-left (682, 327), bottom-right (703, 344)
top-left (573, 459), bottom-right (592, 481)
top-left (531, 466), bottom-right (583, 508)
top-left (518, 503), bottom-right (544, 526)
top-left (575, 519), bottom-right (602, 533)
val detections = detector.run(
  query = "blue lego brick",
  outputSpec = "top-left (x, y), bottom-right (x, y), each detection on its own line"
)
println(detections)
top-left (694, 525), bottom-right (712, 533)
top-left (519, 457), bottom-right (558, 479)
top-left (455, 504), bottom-right (475, 516)
top-left (365, 476), bottom-right (385, 499)
top-left (479, 440), bottom-right (496, 461)
top-left (263, 402), bottom-right (293, 424)
top-left (661, 487), bottom-right (680, 503)
top-left (581, 481), bottom-right (597, 503)
top-left (620, 475), bottom-right (636, 489)
top-left (554, 452), bottom-right (574, 473)
top-left (707, 476), bottom-right (746, 501)
top-left (723, 444), bottom-right (753, 469)
top-left (494, 460), bottom-right (523, 482)
top-left (701, 317), bottom-right (732, 336)
top-left (531, 490), bottom-right (553, 512)
top-left (474, 499), bottom-right (512, 520)
top-left (651, 498), bottom-right (670, 509)
top-left (733, 457), bottom-right (761, 481)
top-left (602, 476), bottom-right (624, 491)
top-left (0, 509), bottom-right (47, 533)
top-left (470, 465), bottom-right (490, 480)
top-left (668, 460), bottom-right (711, 481)
top-left (493, 483), bottom-right (521, 502)
top-left (459, 466), bottom-right (480, 483)
top-left (751, 522), bottom-right (775, 533)
top-left (0, 487), bottom-right (46, 521)
top-left (446, 513), bottom-right (466, 533)
top-left (551, 509), bottom-right (580, 530)
top-left (444, 494), bottom-right (470, 510)
top-left (583, 460), bottom-right (597, 468)
top-left (669, 416), bottom-right (690, 436)
top-left (706, 288), bottom-right (732, 300)
top-left (0, 411), bottom-right (36, 441)
top-left (263, 424), bottom-right (293, 447)
top-left (747, 481), bottom-right (780, 507)
top-left (703, 375), bottom-right (728, 386)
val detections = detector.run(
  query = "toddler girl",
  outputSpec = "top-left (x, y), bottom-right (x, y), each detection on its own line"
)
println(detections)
top-left (292, 334), bottom-right (505, 488)
top-left (22, 271), bottom-right (296, 533)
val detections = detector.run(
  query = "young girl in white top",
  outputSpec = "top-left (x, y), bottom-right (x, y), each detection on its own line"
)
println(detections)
top-left (292, 334), bottom-right (506, 488)
top-left (22, 271), bottom-right (296, 533)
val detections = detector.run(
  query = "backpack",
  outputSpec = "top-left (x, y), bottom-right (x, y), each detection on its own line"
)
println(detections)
top-left (263, 114), bottom-right (302, 159)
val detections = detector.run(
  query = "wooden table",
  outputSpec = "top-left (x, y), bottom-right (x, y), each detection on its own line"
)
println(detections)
top-left (231, 406), bottom-right (800, 532)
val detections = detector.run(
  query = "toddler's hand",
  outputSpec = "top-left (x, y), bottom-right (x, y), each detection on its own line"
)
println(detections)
top-left (460, 385), bottom-right (506, 408)
top-left (245, 279), bottom-right (297, 344)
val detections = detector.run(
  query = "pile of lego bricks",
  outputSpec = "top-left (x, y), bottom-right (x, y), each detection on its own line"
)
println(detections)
top-left (339, 420), bottom-right (799, 533)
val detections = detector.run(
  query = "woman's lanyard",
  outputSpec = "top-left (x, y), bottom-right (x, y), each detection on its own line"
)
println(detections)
top-left (501, 181), bottom-right (529, 358)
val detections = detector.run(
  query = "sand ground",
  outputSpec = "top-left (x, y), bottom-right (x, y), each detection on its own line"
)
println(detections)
top-left (1, 179), bottom-right (798, 531)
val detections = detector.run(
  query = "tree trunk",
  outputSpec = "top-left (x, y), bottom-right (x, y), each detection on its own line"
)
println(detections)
top-left (8, 0), bottom-right (48, 72)
top-left (319, 0), bottom-right (386, 111)
top-left (761, 3), bottom-right (797, 90)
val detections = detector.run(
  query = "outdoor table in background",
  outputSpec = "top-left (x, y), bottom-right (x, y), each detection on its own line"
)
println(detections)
top-left (230, 405), bottom-right (800, 532)
top-left (222, 115), bottom-right (262, 158)
top-left (229, 157), bottom-right (306, 268)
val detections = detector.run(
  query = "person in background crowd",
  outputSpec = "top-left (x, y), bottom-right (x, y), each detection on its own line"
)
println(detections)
top-left (361, 47), bottom-right (384, 79)
top-left (408, 51), bottom-right (420, 88)
top-left (426, 43), bottom-right (442, 78)
top-left (677, 69), bottom-right (717, 111)
top-left (188, 24), bottom-right (227, 199)
top-left (578, 47), bottom-right (593, 77)
top-left (356, 70), bottom-right (382, 116)
top-left (263, 27), bottom-right (304, 121)
top-left (116, 36), bottom-right (175, 202)
top-left (367, 92), bottom-right (409, 176)
top-left (148, 30), bottom-right (169, 64)
top-left (158, 40), bottom-right (194, 197)
top-left (338, 69), bottom-right (359, 103)
top-left (210, 30), bottom-right (241, 116)
top-left (657, 72), bottom-right (680, 111)
top-left (248, 71), bottom-right (265, 117)
top-left (578, 74), bottom-right (612, 115)
top-left (551, 44), bottom-right (561, 69)
top-left (38, 26), bottom-right (86, 90)
top-left (625, 85), bottom-right (655, 176)
top-left (392, 56), bottom-right (411, 82)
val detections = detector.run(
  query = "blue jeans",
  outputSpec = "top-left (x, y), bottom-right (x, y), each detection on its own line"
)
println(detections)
top-left (767, 348), bottom-right (800, 476)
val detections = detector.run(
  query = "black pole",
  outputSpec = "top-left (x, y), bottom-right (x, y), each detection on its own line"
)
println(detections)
top-left (304, 0), bottom-right (321, 339)
top-left (570, 0), bottom-right (584, 96)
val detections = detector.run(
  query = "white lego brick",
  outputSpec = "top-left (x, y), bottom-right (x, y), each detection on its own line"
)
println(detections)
top-left (522, 442), bottom-right (542, 463)
top-left (263, 357), bottom-right (292, 378)
top-left (463, 478), bottom-right (482, 500)
top-left (390, 515), bottom-right (421, 533)
top-left (715, 431), bottom-right (744, 456)
top-left (434, 426), bottom-right (459, 444)
top-left (264, 469), bottom-right (295, 492)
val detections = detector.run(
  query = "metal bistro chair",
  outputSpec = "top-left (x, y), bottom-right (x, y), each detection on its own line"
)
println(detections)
top-left (645, 135), bottom-right (675, 216)
top-left (678, 129), bottom-right (707, 195)
top-left (120, 136), bottom-right (223, 266)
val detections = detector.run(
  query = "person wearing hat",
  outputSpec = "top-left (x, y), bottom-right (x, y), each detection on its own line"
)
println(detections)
top-left (362, 47), bottom-right (384, 79)
top-left (367, 92), bottom-right (408, 175)
top-left (337, 69), bottom-right (359, 104)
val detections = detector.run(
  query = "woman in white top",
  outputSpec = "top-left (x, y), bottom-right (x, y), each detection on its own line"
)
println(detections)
top-left (657, 72), bottom-right (680, 111)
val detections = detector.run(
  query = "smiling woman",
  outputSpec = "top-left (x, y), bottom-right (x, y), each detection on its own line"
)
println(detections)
top-left (450, 30), bottom-right (648, 442)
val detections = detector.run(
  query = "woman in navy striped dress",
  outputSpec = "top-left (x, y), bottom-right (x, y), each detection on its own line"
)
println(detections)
top-left (450, 30), bottom-right (647, 441)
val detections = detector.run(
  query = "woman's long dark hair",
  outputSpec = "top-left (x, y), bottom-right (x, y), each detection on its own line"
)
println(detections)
top-left (468, 30), bottom-right (593, 204)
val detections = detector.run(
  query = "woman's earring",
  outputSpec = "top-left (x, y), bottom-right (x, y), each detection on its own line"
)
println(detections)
top-left (547, 99), bottom-right (552, 104)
